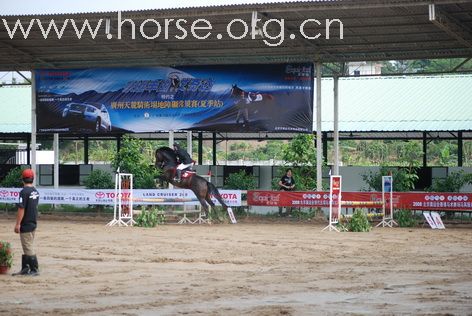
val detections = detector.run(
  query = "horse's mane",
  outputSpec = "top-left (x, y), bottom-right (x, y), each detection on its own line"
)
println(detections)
top-left (156, 146), bottom-right (178, 165)
top-left (231, 84), bottom-right (246, 97)
top-left (157, 146), bottom-right (174, 155)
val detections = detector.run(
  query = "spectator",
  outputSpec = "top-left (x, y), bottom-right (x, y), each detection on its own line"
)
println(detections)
top-left (278, 168), bottom-right (295, 217)
top-left (12, 169), bottom-right (40, 276)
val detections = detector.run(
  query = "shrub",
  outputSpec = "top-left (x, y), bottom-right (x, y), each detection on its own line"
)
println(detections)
top-left (135, 207), bottom-right (165, 227)
top-left (224, 169), bottom-right (256, 216)
top-left (224, 169), bottom-right (257, 190)
top-left (427, 170), bottom-right (472, 193)
top-left (0, 241), bottom-right (13, 268)
top-left (0, 167), bottom-right (24, 188)
top-left (362, 166), bottom-right (419, 192)
top-left (348, 209), bottom-right (371, 232)
top-left (208, 207), bottom-right (229, 223)
top-left (84, 169), bottom-right (114, 189)
top-left (394, 209), bottom-right (418, 227)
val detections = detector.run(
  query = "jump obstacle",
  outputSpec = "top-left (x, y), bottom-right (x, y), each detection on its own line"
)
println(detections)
top-left (107, 173), bottom-right (136, 227)
top-left (376, 176), bottom-right (397, 228)
top-left (106, 173), bottom-right (233, 225)
top-left (322, 175), bottom-right (396, 232)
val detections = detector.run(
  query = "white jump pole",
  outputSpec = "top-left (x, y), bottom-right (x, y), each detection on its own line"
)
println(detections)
top-left (376, 175), bottom-right (397, 227)
top-left (322, 175), bottom-right (341, 232)
top-left (107, 173), bottom-right (135, 227)
top-left (106, 173), bottom-right (120, 226)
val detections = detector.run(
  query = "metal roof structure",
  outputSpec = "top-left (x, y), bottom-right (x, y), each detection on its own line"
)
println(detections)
top-left (321, 74), bottom-right (472, 132)
top-left (0, 0), bottom-right (472, 70)
top-left (2, 74), bottom-right (471, 139)
top-left (0, 86), bottom-right (31, 133)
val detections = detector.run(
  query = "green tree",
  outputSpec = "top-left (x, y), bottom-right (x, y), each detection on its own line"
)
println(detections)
top-left (397, 141), bottom-right (423, 169)
top-left (59, 140), bottom-right (84, 163)
top-left (89, 140), bottom-right (116, 162)
top-left (112, 135), bottom-right (159, 189)
top-left (381, 58), bottom-right (472, 75)
top-left (464, 140), bottom-right (472, 167)
top-left (280, 134), bottom-right (317, 190)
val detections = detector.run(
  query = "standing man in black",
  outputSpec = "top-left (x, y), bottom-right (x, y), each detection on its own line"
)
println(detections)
top-left (278, 168), bottom-right (296, 217)
top-left (13, 168), bottom-right (40, 276)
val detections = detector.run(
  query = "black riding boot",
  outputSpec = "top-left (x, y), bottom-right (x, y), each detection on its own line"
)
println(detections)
top-left (174, 169), bottom-right (182, 182)
top-left (27, 255), bottom-right (39, 276)
top-left (12, 254), bottom-right (30, 276)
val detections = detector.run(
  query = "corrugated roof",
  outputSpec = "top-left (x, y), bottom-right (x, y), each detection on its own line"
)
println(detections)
top-left (0, 0), bottom-right (332, 16)
top-left (320, 74), bottom-right (472, 132)
top-left (0, 86), bottom-right (31, 133)
top-left (1, 0), bottom-right (471, 70)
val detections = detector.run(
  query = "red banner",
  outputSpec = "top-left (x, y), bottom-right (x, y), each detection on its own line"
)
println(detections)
top-left (330, 176), bottom-right (342, 222)
top-left (247, 191), bottom-right (472, 211)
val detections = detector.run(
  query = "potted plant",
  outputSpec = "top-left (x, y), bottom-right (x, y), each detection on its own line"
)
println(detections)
top-left (0, 241), bottom-right (13, 274)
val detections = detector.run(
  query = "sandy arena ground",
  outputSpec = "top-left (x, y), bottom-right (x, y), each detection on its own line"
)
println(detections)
top-left (1, 215), bottom-right (472, 316)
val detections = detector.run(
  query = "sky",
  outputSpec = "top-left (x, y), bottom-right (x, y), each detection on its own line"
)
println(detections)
top-left (0, 0), bottom-right (301, 15)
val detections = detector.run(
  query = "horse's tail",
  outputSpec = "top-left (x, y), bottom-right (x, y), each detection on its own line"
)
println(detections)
top-left (207, 181), bottom-right (228, 210)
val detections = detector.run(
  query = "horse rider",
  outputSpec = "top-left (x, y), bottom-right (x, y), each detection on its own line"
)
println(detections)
top-left (173, 142), bottom-right (194, 182)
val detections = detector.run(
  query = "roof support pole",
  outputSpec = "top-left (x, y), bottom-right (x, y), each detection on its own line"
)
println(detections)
top-left (315, 62), bottom-right (323, 191)
top-left (53, 133), bottom-right (59, 189)
top-left (30, 70), bottom-right (37, 185)
top-left (333, 75), bottom-right (340, 175)
top-left (84, 136), bottom-right (89, 165)
top-left (212, 132), bottom-right (217, 166)
top-left (186, 131), bottom-right (192, 157)
top-left (422, 132), bottom-right (427, 167)
top-left (198, 132), bottom-right (203, 165)
top-left (168, 130), bottom-right (174, 148)
top-left (322, 132), bottom-right (328, 165)
top-left (458, 131), bottom-right (463, 167)
top-left (117, 135), bottom-right (122, 154)
top-left (168, 131), bottom-right (175, 189)
top-left (26, 134), bottom-right (31, 165)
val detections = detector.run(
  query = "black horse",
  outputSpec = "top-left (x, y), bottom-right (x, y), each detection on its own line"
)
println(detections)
top-left (154, 146), bottom-right (229, 218)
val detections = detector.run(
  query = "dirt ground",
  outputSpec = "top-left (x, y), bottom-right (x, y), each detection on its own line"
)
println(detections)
top-left (1, 214), bottom-right (472, 316)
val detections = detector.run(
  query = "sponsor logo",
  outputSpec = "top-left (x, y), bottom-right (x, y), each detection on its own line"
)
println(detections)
top-left (95, 191), bottom-right (106, 198)
top-left (252, 192), bottom-right (280, 203)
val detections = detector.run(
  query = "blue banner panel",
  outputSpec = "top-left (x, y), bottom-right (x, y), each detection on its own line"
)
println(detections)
top-left (35, 64), bottom-right (313, 134)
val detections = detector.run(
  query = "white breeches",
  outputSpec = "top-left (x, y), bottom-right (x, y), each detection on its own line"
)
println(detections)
top-left (177, 163), bottom-right (193, 170)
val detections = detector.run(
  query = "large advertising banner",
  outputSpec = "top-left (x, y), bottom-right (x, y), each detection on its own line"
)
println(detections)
top-left (0, 188), bottom-right (241, 206)
top-left (247, 191), bottom-right (472, 211)
top-left (35, 64), bottom-right (313, 134)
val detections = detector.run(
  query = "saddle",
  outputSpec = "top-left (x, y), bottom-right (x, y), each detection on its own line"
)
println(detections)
top-left (181, 170), bottom-right (196, 179)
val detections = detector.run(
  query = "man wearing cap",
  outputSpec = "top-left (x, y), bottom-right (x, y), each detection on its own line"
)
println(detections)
top-left (13, 168), bottom-right (40, 276)
top-left (172, 142), bottom-right (194, 182)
